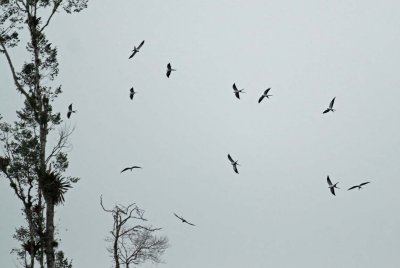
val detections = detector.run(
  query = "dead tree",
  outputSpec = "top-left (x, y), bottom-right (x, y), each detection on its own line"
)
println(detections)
top-left (100, 196), bottom-right (169, 268)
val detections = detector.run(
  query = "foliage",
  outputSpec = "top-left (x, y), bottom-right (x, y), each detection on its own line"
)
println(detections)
top-left (0, 1), bottom-right (88, 267)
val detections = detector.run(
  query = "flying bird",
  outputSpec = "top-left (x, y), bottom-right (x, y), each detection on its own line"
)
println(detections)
top-left (67, 104), bottom-right (76, 119)
top-left (166, 63), bottom-right (176, 78)
top-left (120, 166), bottom-right (142, 173)
top-left (174, 213), bottom-right (195, 226)
top-left (129, 87), bottom-right (137, 100)
top-left (348, 182), bottom-right (370, 190)
top-left (128, 40), bottom-right (145, 59)
top-left (228, 154), bottom-right (240, 174)
top-left (327, 176), bottom-right (340, 196)
top-left (323, 97), bottom-right (336, 114)
top-left (232, 83), bottom-right (245, 99)
top-left (258, 88), bottom-right (272, 103)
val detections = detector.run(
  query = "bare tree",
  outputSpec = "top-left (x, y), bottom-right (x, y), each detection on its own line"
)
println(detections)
top-left (100, 196), bottom-right (169, 268)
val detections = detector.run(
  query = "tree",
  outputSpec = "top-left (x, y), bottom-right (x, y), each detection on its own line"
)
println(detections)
top-left (100, 196), bottom-right (169, 268)
top-left (0, 1), bottom-right (88, 267)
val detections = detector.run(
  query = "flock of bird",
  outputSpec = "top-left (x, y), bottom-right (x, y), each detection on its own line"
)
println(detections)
top-left (226, 94), bottom-right (371, 196)
top-left (229, 80), bottom-right (371, 196)
top-left (65, 39), bottom-right (371, 226)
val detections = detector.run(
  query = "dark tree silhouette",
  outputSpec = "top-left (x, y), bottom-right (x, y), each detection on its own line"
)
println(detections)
top-left (100, 196), bottom-right (169, 268)
top-left (0, 1), bottom-right (87, 267)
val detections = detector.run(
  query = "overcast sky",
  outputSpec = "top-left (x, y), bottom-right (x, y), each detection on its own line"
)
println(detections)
top-left (2, 0), bottom-right (400, 267)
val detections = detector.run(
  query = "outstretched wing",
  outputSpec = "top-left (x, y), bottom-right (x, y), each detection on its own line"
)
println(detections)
top-left (233, 165), bottom-right (239, 174)
top-left (166, 69), bottom-right (171, 78)
top-left (167, 63), bottom-right (171, 69)
top-left (235, 92), bottom-right (240, 99)
top-left (137, 40), bottom-right (145, 49)
top-left (322, 109), bottom-right (330, 114)
top-left (131, 166), bottom-right (142, 169)
top-left (329, 97), bottom-right (336, 109)
top-left (120, 167), bottom-right (130, 173)
top-left (264, 88), bottom-right (271, 95)
top-left (185, 221), bottom-right (195, 226)
top-left (67, 111), bottom-right (71, 119)
top-left (68, 104), bottom-right (73, 111)
top-left (129, 51), bottom-right (137, 59)
top-left (327, 176), bottom-right (332, 186)
top-left (359, 182), bottom-right (370, 187)
top-left (232, 83), bottom-right (238, 91)
top-left (258, 95), bottom-right (265, 103)
top-left (173, 213), bottom-right (183, 221)
top-left (330, 187), bottom-right (336, 196)
top-left (227, 154), bottom-right (234, 163)
top-left (348, 186), bottom-right (358, 190)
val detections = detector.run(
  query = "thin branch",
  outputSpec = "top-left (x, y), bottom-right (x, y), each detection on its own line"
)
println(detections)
top-left (100, 195), bottom-right (114, 213)
top-left (0, 42), bottom-right (29, 99)
top-left (45, 125), bottom-right (74, 164)
top-left (119, 225), bottom-right (161, 238)
top-left (39, 1), bottom-right (62, 33)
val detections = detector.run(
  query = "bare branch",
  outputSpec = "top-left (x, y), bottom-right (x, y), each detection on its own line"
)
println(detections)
top-left (100, 195), bottom-right (114, 213)
top-left (45, 125), bottom-right (74, 164)
top-left (101, 197), bottom-right (169, 268)
top-left (0, 42), bottom-right (29, 99)
top-left (40, 1), bottom-right (62, 32)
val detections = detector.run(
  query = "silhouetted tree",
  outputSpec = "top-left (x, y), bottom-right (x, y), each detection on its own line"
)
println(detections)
top-left (100, 196), bottom-right (169, 268)
top-left (0, 1), bottom-right (87, 267)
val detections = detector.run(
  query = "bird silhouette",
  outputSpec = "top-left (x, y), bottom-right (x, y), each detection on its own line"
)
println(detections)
top-left (129, 87), bottom-right (137, 100)
top-left (258, 88), bottom-right (272, 103)
top-left (327, 176), bottom-right (340, 196)
top-left (174, 213), bottom-right (195, 226)
top-left (67, 104), bottom-right (76, 119)
top-left (120, 166), bottom-right (142, 173)
top-left (348, 182), bottom-right (370, 190)
top-left (228, 154), bottom-right (240, 174)
top-left (166, 63), bottom-right (176, 78)
top-left (129, 40), bottom-right (145, 59)
top-left (323, 97), bottom-right (336, 114)
top-left (232, 83), bottom-right (245, 99)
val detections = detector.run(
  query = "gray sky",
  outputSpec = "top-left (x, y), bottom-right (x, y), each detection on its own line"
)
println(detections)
top-left (2, 0), bottom-right (400, 267)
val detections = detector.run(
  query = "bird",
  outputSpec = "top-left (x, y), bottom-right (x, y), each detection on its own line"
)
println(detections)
top-left (129, 87), bottom-right (137, 100)
top-left (227, 154), bottom-right (240, 174)
top-left (174, 213), bottom-right (195, 226)
top-left (327, 176), bottom-right (340, 196)
top-left (128, 40), bottom-right (145, 59)
top-left (348, 182), bottom-right (370, 190)
top-left (166, 63), bottom-right (176, 78)
top-left (67, 104), bottom-right (76, 119)
top-left (323, 97), bottom-right (336, 114)
top-left (120, 166), bottom-right (142, 173)
top-left (232, 83), bottom-right (245, 99)
top-left (258, 88), bottom-right (272, 103)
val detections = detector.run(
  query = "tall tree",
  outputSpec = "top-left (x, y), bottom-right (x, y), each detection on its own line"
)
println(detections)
top-left (100, 196), bottom-right (169, 268)
top-left (0, 1), bottom-right (88, 267)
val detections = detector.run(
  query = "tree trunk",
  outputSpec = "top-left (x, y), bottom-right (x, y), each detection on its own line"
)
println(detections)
top-left (45, 199), bottom-right (55, 268)
top-left (25, 206), bottom-right (37, 268)
top-left (114, 234), bottom-right (120, 268)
